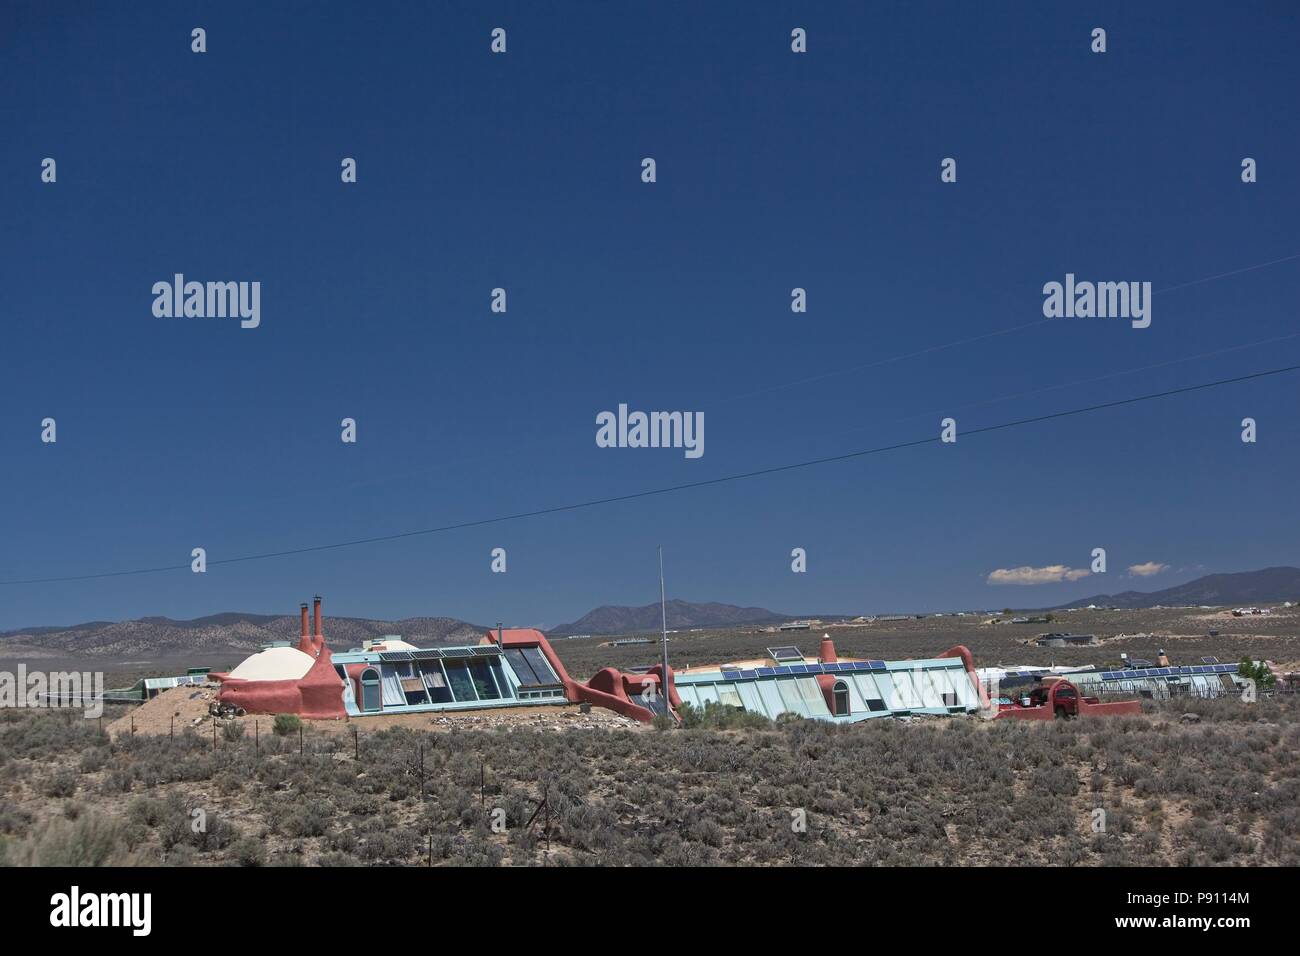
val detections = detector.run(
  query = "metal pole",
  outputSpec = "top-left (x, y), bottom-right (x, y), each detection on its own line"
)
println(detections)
top-left (255, 721), bottom-right (259, 755)
top-left (419, 744), bottom-right (426, 801)
top-left (659, 546), bottom-right (670, 714)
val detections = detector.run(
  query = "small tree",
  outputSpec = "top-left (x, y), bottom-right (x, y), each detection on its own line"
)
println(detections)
top-left (272, 713), bottom-right (303, 737)
top-left (1238, 658), bottom-right (1275, 687)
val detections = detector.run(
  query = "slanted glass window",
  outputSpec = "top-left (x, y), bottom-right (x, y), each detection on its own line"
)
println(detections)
top-left (717, 685), bottom-right (743, 709)
top-left (521, 647), bottom-right (560, 685)
top-left (487, 659), bottom-right (513, 699)
top-left (504, 646), bottom-right (561, 687)
top-left (503, 647), bottom-right (539, 685)
top-left (443, 660), bottom-right (478, 702)
top-left (420, 663), bottom-right (454, 704)
top-left (468, 660), bottom-right (501, 700)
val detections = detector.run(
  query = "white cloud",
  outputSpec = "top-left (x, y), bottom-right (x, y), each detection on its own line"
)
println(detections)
top-left (1128, 561), bottom-right (1169, 577)
top-left (987, 565), bottom-right (1092, 586)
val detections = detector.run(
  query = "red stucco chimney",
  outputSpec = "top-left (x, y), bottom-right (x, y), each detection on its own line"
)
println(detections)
top-left (300, 603), bottom-right (310, 641)
top-left (819, 635), bottom-right (837, 663)
top-left (312, 596), bottom-right (323, 651)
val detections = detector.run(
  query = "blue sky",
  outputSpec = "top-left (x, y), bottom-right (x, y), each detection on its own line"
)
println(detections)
top-left (2, 2), bottom-right (1298, 630)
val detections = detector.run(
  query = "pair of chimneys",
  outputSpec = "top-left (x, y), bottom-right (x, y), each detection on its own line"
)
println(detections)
top-left (299, 596), bottom-right (324, 656)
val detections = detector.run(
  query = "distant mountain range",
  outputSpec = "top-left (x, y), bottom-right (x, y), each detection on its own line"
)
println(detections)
top-left (550, 600), bottom-right (839, 637)
top-left (1059, 566), bottom-right (1300, 610)
top-left (5, 567), bottom-right (1295, 661)
top-left (0, 612), bottom-right (487, 661)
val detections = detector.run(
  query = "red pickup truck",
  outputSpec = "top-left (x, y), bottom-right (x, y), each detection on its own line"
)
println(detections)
top-left (996, 679), bottom-right (1141, 720)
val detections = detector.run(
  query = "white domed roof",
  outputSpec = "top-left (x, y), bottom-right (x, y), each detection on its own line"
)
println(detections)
top-left (228, 646), bottom-right (315, 681)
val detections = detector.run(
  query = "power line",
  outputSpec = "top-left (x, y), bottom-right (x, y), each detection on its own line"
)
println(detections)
top-left (710, 249), bottom-right (1300, 407)
top-left (4, 362), bottom-right (1296, 587)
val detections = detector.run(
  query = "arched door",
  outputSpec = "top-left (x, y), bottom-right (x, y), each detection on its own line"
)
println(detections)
top-left (360, 668), bottom-right (382, 712)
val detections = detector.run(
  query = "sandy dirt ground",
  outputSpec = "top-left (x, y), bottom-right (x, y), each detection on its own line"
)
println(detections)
top-left (106, 684), bottom-right (642, 739)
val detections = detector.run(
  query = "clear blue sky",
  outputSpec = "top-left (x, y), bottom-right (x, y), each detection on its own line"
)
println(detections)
top-left (2, 2), bottom-right (1298, 630)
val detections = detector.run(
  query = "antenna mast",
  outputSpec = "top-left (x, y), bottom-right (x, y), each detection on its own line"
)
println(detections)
top-left (659, 546), bottom-right (670, 715)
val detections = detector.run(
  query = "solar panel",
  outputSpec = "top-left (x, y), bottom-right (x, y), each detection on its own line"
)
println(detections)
top-left (412, 648), bottom-right (444, 660)
top-left (378, 651), bottom-right (414, 662)
top-left (740, 669), bottom-right (758, 679)
top-left (757, 668), bottom-right (777, 677)
top-left (870, 661), bottom-right (887, 670)
top-left (767, 645), bottom-right (805, 662)
top-left (470, 646), bottom-right (502, 657)
top-left (1201, 656), bottom-right (1220, 665)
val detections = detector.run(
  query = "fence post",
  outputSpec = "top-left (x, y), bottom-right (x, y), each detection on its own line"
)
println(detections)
top-left (419, 744), bottom-right (425, 802)
top-left (213, 720), bottom-right (217, 750)
top-left (255, 720), bottom-right (259, 756)
top-left (170, 716), bottom-right (174, 739)
top-left (353, 725), bottom-right (358, 760)
top-left (299, 725), bottom-right (303, 756)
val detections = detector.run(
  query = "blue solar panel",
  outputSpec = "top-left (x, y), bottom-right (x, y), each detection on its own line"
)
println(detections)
top-left (757, 667), bottom-right (776, 677)
top-left (850, 661), bottom-right (868, 671)
top-left (1201, 656), bottom-right (1220, 665)
top-left (740, 669), bottom-right (758, 679)
top-left (870, 661), bottom-right (887, 670)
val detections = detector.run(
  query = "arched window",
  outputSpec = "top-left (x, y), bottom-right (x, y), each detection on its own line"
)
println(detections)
top-left (359, 668), bottom-right (382, 712)
top-left (832, 681), bottom-right (850, 716)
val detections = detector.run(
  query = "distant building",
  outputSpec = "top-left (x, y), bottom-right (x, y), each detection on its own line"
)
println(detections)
top-left (1033, 632), bottom-right (1098, 647)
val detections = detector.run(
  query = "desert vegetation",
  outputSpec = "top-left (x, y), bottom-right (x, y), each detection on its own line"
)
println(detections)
top-left (0, 692), bottom-right (1296, 867)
